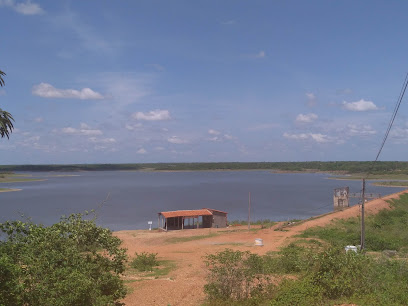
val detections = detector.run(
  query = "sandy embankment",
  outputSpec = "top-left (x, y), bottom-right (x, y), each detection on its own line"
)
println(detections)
top-left (116, 189), bottom-right (408, 306)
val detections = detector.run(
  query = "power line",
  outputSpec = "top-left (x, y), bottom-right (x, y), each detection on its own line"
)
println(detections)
top-left (359, 73), bottom-right (408, 250)
top-left (374, 73), bottom-right (408, 163)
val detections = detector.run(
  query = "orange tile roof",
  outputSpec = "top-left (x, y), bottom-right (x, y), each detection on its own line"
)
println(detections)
top-left (159, 209), bottom-right (213, 218)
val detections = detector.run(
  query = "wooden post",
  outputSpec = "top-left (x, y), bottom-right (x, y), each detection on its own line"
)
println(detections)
top-left (248, 191), bottom-right (251, 230)
top-left (182, 217), bottom-right (184, 230)
top-left (158, 214), bottom-right (160, 230)
top-left (165, 218), bottom-right (168, 231)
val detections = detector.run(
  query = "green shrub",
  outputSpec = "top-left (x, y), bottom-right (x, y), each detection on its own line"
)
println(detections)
top-left (308, 247), bottom-right (371, 299)
top-left (271, 277), bottom-right (324, 305)
top-left (131, 252), bottom-right (159, 272)
top-left (204, 249), bottom-right (267, 301)
top-left (0, 213), bottom-right (127, 306)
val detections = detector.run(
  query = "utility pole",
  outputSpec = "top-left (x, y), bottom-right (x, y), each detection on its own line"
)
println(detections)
top-left (248, 192), bottom-right (251, 230)
top-left (360, 179), bottom-right (366, 250)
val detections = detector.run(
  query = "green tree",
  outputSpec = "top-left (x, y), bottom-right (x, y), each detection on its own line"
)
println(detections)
top-left (0, 69), bottom-right (14, 139)
top-left (0, 212), bottom-right (128, 305)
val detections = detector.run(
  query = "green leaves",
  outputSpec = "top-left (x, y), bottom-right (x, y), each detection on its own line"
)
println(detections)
top-left (0, 212), bottom-right (128, 305)
top-left (0, 69), bottom-right (14, 139)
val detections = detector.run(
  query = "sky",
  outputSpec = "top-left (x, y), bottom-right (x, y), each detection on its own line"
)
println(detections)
top-left (1, 0), bottom-right (408, 164)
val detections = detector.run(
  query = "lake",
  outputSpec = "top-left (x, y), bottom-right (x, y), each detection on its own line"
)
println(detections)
top-left (0, 171), bottom-right (405, 231)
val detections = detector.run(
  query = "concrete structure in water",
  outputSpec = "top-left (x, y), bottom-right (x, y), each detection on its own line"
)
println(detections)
top-left (158, 208), bottom-right (228, 231)
top-left (333, 187), bottom-right (349, 210)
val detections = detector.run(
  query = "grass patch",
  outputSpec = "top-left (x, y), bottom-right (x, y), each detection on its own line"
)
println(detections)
top-left (229, 219), bottom-right (276, 228)
top-left (165, 233), bottom-right (218, 243)
top-left (301, 193), bottom-right (408, 252)
top-left (145, 260), bottom-right (177, 278)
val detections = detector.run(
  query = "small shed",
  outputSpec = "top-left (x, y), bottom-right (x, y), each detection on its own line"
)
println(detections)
top-left (158, 208), bottom-right (227, 231)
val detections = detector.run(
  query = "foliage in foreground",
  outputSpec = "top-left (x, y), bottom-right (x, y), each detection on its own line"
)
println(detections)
top-left (0, 213), bottom-right (128, 306)
top-left (204, 243), bottom-right (408, 305)
top-left (131, 252), bottom-right (159, 272)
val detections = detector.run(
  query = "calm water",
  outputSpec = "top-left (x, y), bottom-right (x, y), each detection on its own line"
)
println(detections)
top-left (0, 171), bottom-right (405, 231)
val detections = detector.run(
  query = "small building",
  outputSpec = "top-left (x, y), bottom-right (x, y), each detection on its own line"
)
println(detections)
top-left (334, 187), bottom-right (349, 210)
top-left (158, 208), bottom-right (227, 231)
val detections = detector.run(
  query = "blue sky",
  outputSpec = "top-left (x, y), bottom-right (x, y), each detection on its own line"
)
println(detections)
top-left (1, 0), bottom-right (408, 164)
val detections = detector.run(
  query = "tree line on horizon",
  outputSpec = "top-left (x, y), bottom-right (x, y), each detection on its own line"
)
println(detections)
top-left (1, 161), bottom-right (408, 174)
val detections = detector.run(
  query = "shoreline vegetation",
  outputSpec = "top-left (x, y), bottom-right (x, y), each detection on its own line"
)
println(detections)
top-left (0, 188), bottom-right (21, 192)
top-left (0, 161), bottom-right (408, 174)
top-left (2, 161), bottom-right (408, 187)
top-left (0, 173), bottom-right (46, 189)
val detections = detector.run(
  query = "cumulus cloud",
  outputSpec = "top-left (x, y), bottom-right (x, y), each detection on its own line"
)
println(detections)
top-left (207, 130), bottom-right (236, 142)
top-left (61, 123), bottom-right (102, 136)
top-left (33, 117), bottom-right (43, 123)
top-left (132, 109), bottom-right (171, 121)
top-left (0, 0), bottom-right (44, 15)
top-left (32, 83), bottom-right (104, 100)
top-left (208, 129), bottom-right (221, 135)
top-left (136, 148), bottom-right (147, 154)
top-left (295, 113), bottom-right (318, 123)
top-left (168, 136), bottom-right (188, 144)
top-left (342, 99), bottom-right (378, 111)
top-left (283, 132), bottom-right (331, 143)
top-left (347, 124), bottom-right (376, 136)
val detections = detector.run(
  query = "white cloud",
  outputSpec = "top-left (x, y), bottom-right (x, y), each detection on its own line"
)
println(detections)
top-left (342, 99), bottom-right (378, 111)
top-left (255, 50), bottom-right (266, 58)
top-left (61, 124), bottom-right (102, 136)
top-left (283, 132), bottom-right (331, 143)
top-left (0, 0), bottom-right (44, 15)
top-left (207, 130), bottom-right (236, 142)
top-left (306, 93), bottom-right (315, 100)
top-left (347, 124), bottom-right (376, 136)
top-left (32, 83), bottom-right (104, 100)
top-left (208, 129), bottom-right (220, 135)
top-left (34, 117), bottom-right (43, 123)
top-left (295, 113), bottom-right (318, 123)
top-left (125, 123), bottom-right (143, 130)
top-left (132, 109), bottom-right (171, 121)
top-left (168, 136), bottom-right (188, 144)
top-left (136, 148), bottom-right (147, 154)
top-left (88, 137), bottom-right (116, 144)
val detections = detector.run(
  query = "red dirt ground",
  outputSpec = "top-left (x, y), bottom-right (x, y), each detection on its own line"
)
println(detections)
top-left (115, 189), bottom-right (407, 306)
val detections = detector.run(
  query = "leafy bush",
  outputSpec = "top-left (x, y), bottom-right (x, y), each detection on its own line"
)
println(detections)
top-left (204, 249), bottom-right (267, 301)
top-left (131, 252), bottom-right (159, 272)
top-left (0, 213), bottom-right (128, 306)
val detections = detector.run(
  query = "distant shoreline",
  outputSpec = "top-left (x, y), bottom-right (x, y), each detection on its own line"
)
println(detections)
top-left (0, 188), bottom-right (22, 193)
